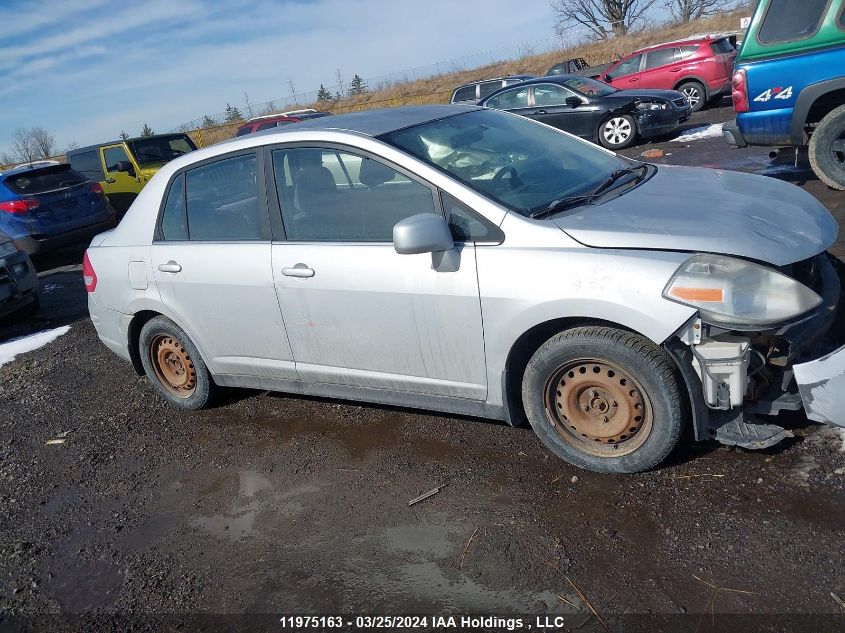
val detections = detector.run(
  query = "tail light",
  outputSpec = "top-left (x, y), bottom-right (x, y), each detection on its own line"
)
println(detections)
top-left (90, 182), bottom-right (104, 195)
top-left (82, 250), bottom-right (97, 292)
top-left (732, 68), bottom-right (749, 113)
top-left (0, 199), bottom-right (40, 214)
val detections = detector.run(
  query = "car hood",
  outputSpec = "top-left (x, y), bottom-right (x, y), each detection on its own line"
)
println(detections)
top-left (553, 164), bottom-right (837, 266)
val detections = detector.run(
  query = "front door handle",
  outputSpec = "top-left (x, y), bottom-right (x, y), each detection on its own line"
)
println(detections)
top-left (105, 177), bottom-right (116, 184)
top-left (158, 261), bottom-right (182, 273)
top-left (282, 263), bottom-right (315, 278)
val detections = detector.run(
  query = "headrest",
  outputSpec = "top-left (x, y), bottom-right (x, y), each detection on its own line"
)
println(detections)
top-left (359, 158), bottom-right (395, 187)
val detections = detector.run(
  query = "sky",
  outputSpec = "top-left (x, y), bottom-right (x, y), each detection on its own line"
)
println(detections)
top-left (0, 0), bottom-right (557, 156)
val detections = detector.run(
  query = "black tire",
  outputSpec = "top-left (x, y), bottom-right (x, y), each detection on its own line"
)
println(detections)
top-left (13, 295), bottom-right (40, 320)
top-left (677, 81), bottom-right (705, 112)
top-left (598, 114), bottom-right (637, 150)
top-left (521, 326), bottom-right (685, 473)
top-left (139, 316), bottom-right (216, 410)
top-left (808, 103), bottom-right (845, 190)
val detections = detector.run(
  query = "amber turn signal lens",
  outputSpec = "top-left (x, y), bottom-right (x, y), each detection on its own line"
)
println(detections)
top-left (669, 287), bottom-right (724, 302)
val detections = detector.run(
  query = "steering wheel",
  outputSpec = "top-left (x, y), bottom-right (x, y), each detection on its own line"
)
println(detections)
top-left (492, 165), bottom-right (519, 188)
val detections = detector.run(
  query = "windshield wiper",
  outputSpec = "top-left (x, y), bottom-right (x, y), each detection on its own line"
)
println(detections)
top-left (528, 163), bottom-right (649, 219)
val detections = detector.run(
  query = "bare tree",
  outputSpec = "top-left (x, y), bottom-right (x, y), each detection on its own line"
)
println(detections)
top-left (0, 151), bottom-right (15, 167)
top-left (29, 127), bottom-right (56, 158)
top-left (551, 0), bottom-right (658, 39)
top-left (666, 0), bottom-right (732, 22)
top-left (10, 128), bottom-right (38, 164)
top-left (287, 78), bottom-right (297, 100)
top-left (243, 92), bottom-right (255, 118)
top-left (334, 68), bottom-right (345, 99)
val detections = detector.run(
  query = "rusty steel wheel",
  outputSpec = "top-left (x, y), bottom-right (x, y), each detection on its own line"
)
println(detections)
top-left (544, 358), bottom-right (654, 457)
top-left (149, 334), bottom-right (197, 398)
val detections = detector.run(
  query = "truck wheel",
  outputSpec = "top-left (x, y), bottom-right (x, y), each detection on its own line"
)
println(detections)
top-left (598, 115), bottom-right (637, 150)
top-left (521, 326), bottom-right (684, 473)
top-left (808, 104), bottom-right (845, 190)
top-left (677, 81), bottom-right (705, 112)
top-left (139, 316), bottom-right (217, 409)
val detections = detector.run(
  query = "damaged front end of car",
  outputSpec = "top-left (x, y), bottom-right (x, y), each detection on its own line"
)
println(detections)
top-left (663, 252), bottom-right (845, 450)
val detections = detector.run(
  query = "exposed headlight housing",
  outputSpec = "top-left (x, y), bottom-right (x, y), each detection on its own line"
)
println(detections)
top-left (663, 254), bottom-right (822, 326)
top-left (0, 241), bottom-right (17, 258)
top-left (636, 100), bottom-right (669, 111)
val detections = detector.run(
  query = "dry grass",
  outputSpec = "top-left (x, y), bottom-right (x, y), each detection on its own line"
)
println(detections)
top-left (187, 10), bottom-right (744, 147)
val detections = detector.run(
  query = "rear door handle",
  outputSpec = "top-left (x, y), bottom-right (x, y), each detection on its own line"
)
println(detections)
top-left (533, 109), bottom-right (548, 115)
top-left (282, 264), bottom-right (315, 278)
top-left (158, 261), bottom-right (182, 273)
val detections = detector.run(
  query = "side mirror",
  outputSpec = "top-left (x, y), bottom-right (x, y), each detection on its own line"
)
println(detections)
top-left (393, 213), bottom-right (454, 255)
top-left (565, 96), bottom-right (583, 108)
top-left (112, 161), bottom-right (135, 177)
top-left (603, 74), bottom-right (612, 82)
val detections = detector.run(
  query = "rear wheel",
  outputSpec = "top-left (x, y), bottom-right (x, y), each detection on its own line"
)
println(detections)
top-left (521, 326), bottom-right (684, 473)
top-left (677, 81), bottom-right (705, 112)
top-left (808, 104), bottom-right (845, 190)
top-left (598, 115), bottom-right (637, 150)
top-left (139, 316), bottom-right (216, 409)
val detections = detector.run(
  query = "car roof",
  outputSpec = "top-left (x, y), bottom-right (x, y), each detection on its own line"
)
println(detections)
top-left (245, 104), bottom-right (477, 140)
top-left (636, 33), bottom-right (729, 53)
top-left (454, 75), bottom-right (534, 90)
top-left (239, 115), bottom-right (299, 128)
top-left (67, 133), bottom-right (190, 156)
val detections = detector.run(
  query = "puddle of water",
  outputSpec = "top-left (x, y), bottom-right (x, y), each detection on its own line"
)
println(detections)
top-left (48, 559), bottom-right (123, 612)
top-left (383, 524), bottom-right (456, 558)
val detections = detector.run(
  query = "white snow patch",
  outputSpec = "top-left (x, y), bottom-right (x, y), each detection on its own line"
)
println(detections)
top-left (0, 326), bottom-right (71, 368)
top-left (673, 122), bottom-right (726, 143)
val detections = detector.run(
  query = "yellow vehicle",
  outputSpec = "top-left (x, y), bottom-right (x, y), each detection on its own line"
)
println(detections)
top-left (67, 134), bottom-right (196, 215)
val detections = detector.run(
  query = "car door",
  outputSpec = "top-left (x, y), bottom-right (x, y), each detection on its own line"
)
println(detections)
top-left (100, 144), bottom-right (142, 215)
top-left (150, 150), bottom-right (297, 379)
top-left (606, 53), bottom-right (643, 88)
top-left (268, 145), bottom-right (487, 400)
top-left (484, 85), bottom-right (532, 119)
top-left (530, 83), bottom-right (595, 139)
top-left (641, 47), bottom-right (679, 89)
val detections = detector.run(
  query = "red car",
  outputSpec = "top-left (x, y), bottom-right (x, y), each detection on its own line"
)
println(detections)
top-left (597, 35), bottom-right (737, 112)
top-left (235, 110), bottom-right (331, 137)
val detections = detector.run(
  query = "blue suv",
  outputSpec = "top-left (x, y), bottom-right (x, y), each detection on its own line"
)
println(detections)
top-left (0, 162), bottom-right (116, 255)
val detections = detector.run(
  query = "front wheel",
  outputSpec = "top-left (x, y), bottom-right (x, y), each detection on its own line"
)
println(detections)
top-left (521, 327), bottom-right (685, 473)
top-left (598, 115), bottom-right (637, 150)
top-left (808, 103), bottom-right (845, 190)
top-left (139, 316), bottom-right (217, 409)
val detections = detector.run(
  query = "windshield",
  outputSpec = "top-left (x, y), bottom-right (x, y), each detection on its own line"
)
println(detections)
top-left (129, 135), bottom-right (196, 166)
top-left (560, 77), bottom-right (617, 97)
top-left (379, 109), bottom-right (629, 215)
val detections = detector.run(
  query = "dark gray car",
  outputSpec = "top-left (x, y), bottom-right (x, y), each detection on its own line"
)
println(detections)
top-left (0, 231), bottom-right (39, 319)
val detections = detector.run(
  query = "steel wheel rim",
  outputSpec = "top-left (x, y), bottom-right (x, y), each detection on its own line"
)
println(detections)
top-left (682, 87), bottom-right (701, 107)
top-left (543, 359), bottom-right (654, 457)
top-left (603, 117), bottom-right (632, 145)
top-left (150, 334), bottom-right (197, 398)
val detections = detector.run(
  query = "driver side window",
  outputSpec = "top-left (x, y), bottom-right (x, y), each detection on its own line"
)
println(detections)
top-left (103, 146), bottom-right (131, 173)
top-left (613, 54), bottom-right (642, 77)
top-left (485, 87), bottom-right (529, 110)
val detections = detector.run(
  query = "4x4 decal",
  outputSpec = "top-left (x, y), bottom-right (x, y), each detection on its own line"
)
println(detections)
top-left (753, 86), bottom-right (793, 102)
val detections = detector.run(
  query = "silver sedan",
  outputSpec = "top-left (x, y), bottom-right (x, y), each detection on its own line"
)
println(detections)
top-left (85, 105), bottom-right (845, 473)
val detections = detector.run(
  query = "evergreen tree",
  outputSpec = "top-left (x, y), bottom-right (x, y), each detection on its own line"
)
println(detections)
top-left (201, 115), bottom-right (217, 128)
top-left (316, 84), bottom-right (333, 102)
top-left (348, 74), bottom-right (367, 95)
top-left (119, 130), bottom-right (129, 140)
top-left (224, 103), bottom-right (244, 123)
top-left (141, 124), bottom-right (154, 137)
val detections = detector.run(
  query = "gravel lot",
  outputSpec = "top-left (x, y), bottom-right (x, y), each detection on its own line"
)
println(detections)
top-left (1, 103), bottom-right (844, 632)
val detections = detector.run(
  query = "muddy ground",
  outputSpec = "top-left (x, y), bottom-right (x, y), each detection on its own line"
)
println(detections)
top-left (1, 102), bottom-right (844, 632)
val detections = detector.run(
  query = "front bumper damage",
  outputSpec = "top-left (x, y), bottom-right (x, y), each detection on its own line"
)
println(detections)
top-left (794, 346), bottom-right (845, 427)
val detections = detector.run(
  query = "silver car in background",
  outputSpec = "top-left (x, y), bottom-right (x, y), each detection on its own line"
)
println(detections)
top-left (85, 105), bottom-right (845, 473)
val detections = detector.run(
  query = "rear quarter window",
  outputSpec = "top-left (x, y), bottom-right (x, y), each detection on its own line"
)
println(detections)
top-left (758, 0), bottom-right (830, 44)
top-left (5, 166), bottom-right (87, 195)
top-left (710, 38), bottom-right (735, 54)
top-left (69, 151), bottom-right (104, 181)
top-left (478, 81), bottom-right (502, 99)
top-left (452, 85), bottom-right (478, 102)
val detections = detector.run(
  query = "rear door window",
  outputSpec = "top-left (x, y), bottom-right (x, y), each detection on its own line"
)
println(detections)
top-left (69, 151), bottom-right (103, 180)
top-left (758, 0), bottom-right (829, 44)
top-left (478, 81), bottom-right (502, 99)
top-left (644, 48), bottom-right (677, 70)
top-left (160, 174), bottom-right (187, 240)
top-left (4, 165), bottom-right (87, 194)
top-left (453, 85), bottom-right (478, 102)
top-left (675, 45), bottom-right (699, 60)
top-left (184, 153), bottom-right (267, 241)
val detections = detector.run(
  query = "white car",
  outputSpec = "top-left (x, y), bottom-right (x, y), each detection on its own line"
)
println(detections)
top-left (85, 105), bottom-right (845, 473)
